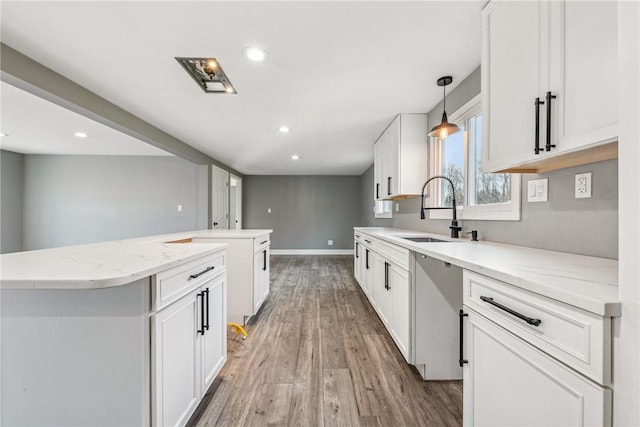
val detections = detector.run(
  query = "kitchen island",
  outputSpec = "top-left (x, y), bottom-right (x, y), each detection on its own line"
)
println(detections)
top-left (0, 229), bottom-right (266, 427)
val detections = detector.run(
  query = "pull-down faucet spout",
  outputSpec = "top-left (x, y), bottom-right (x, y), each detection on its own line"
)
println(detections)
top-left (420, 175), bottom-right (462, 238)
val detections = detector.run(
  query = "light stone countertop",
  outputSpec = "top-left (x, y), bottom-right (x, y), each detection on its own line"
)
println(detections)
top-left (355, 227), bottom-right (620, 317)
top-left (0, 229), bottom-right (272, 290)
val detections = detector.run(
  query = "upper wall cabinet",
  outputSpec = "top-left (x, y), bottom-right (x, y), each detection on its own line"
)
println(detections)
top-left (481, 0), bottom-right (618, 173)
top-left (374, 114), bottom-right (429, 200)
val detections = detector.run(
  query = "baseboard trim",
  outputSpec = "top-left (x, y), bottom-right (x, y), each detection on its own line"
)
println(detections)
top-left (270, 249), bottom-right (354, 255)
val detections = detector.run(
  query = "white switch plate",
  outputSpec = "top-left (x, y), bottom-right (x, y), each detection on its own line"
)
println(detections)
top-left (395, 202), bottom-right (399, 212)
top-left (267, 208), bottom-right (271, 214)
top-left (177, 204), bottom-right (183, 212)
top-left (575, 172), bottom-right (592, 198)
top-left (527, 178), bottom-right (548, 202)
top-left (328, 240), bottom-right (334, 246)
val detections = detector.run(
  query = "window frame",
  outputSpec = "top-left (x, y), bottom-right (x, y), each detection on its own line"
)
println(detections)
top-left (426, 94), bottom-right (521, 221)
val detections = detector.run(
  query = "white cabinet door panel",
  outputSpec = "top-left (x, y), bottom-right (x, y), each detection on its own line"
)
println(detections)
top-left (153, 288), bottom-right (201, 427)
top-left (201, 274), bottom-right (227, 393)
top-left (463, 308), bottom-right (611, 427)
top-left (389, 264), bottom-right (410, 360)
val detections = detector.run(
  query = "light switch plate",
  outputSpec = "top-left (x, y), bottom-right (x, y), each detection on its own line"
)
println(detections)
top-left (527, 178), bottom-right (548, 202)
top-left (575, 172), bottom-right (592, 198)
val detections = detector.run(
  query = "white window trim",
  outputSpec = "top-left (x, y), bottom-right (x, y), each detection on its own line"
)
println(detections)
top-left (426, 94), bottom-right (521, 221)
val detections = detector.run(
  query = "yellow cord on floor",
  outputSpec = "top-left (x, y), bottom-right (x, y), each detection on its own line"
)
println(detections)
top-left (227, 323), bottom-right (248, 340)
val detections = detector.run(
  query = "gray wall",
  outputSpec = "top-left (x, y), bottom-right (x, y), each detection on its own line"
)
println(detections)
top-left (360, 65), bottom-right (619, 259)
top-left (243, 176), bottom-right (361, 250)
top-left (22, 155), bottom-right (207, 250)
top-left (1, 150), bottom-right (25, 253)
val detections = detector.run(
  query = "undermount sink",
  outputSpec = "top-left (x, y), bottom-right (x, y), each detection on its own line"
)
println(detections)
top-left (399, 236), bottom-right (452, 243)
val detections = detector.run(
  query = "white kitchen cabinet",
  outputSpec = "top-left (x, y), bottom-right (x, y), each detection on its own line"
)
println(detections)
top-left (193, 231), bottom-right (271, 325)
top-left (373, 114), bottom-right (429, 200)
top-left (354, 234), bottom-right (365, 287)
top-left (152, 255), bottom-right (227, 427)
top-left (482, 0), bottom-right (617, 173)
top-left (253, 245), bottom-right (270, 313)
top-left (388, 262), bottom-right (410, 359)
top-left (354, 231), bottom-right (411, 362)
top-left (462, 270), bottom-right (612, 426)
top-left (152, 287), bottom-right (201, 427)
top-left (374, 256), bottom-right (392, 326)
top-left (462, 308), bottom-right (611, 426)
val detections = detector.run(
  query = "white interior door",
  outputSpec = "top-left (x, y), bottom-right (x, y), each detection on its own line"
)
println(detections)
top-left (210, 165), bottom-right (229, 229)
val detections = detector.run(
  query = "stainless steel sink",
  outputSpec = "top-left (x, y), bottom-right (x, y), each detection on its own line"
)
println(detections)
top-left (399, 236), bottom-right (451, 243)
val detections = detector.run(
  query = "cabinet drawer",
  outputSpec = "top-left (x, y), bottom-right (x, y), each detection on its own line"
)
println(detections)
top-left (154, 251), bottom-right (226, 311)
top-left (253, 235), bottom-right (270, 252)
top-left (377, 240), bottom-right (409, 270)
top-left (463, 270), bottom-right (611, 386)
top-left (360, 235), bottom-right (377, 251)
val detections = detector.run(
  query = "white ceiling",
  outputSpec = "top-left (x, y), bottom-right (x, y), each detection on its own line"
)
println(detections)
top-left (0, 1), bottom-right (482, 175)
top-left (0, 82), bottom-right (172, 156)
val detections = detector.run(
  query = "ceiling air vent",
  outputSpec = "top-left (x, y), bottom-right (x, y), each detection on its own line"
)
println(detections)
top-left (175, 57), bottom-right (236, 94)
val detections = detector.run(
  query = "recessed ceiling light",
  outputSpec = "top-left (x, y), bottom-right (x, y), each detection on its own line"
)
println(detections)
top-left (243, 47), bottom-right (267, 62)
top-left (291, 154), bottom-right (300, 160)
top-left (176, 57), bottom-right (236, 94)
top-left (74, 132), bottom-right (88, 138)
top-left (279, 126), bottom-right (291, 133)
top-left (0, 133), bottom-right (8, 137)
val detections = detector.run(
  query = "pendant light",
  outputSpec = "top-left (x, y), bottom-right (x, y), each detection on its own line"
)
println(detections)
top-left (428, 76), bottom-right (461, 139)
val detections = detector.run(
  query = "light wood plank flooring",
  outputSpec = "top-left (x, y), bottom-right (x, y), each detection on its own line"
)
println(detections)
top-left (189, 255), bottom-right (462, 426)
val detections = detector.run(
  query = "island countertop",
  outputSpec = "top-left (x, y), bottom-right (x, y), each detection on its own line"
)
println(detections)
top-left (0, 229), bottom-right (272, 290)
top-left (355, 227), bottom-right (620, 317)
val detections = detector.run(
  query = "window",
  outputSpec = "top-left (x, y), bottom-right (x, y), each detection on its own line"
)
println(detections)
top-left (374, 200), bottom-right (393, 218)
top-left (427, 94), bottom-right (520, 221)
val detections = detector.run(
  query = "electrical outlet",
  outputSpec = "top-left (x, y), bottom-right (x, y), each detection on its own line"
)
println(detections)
top-left (527, 178), bottom-right (548, 202)
top-left (177, 204), bottom-right (183, 212)
top-left (395, 202), bottom-right (400, 212)
top-left (328, 240), bottom-right (334, 246)
top-left (575, 172), bottom-right (592, 198)
top-left (267, 208), bottom-right (271, 214)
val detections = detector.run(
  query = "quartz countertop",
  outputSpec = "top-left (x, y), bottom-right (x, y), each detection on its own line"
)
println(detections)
top-left (0, 229), bottom-right (272, 290)
top-left (355, 227), bottom-right (620, 316)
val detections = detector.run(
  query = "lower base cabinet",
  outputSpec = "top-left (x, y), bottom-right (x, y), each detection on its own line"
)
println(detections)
top-left (152, 272), bottom-right (227, 427)
top-left (462, 308), bottom-right (611, 426)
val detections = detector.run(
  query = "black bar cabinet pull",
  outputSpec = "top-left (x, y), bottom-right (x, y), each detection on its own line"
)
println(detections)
top-left (197, 292), bottom-right (205, 335)
top-left (365, 249), bottom-right (370, 269)
top-left (376, 183), bottom-right (380, 199)
top-left (260, 240), bottom-right (268, 245)
top-left (262, 250), bottom-right (267, 271)
top-left (364, 239), bottom-right (372, 244)
top-left (480, 296), bottom-right (542, 327)
top-left (534, 97), bottom-right (544, 155)
top-left (384, 262), bottom-right (390, 290)
top-left (355, 242), bottom-right (359, 258)
top-left (204, 288), bottom-right (210, 331)
top-left (545, 91), bottom-right (557, 151)
top-left (387, 177), bottom-right (392, 196)
top-left (189, 266), bottom-right (215, 280)
top-left (459, 310), bottom-right (468, 367)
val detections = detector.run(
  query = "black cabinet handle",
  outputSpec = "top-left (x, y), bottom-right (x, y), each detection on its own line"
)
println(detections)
top-left (260, 240), bottom-right (268, 245)
top-left (387, 177), bottom-right (392, 196)
top-left (545, 91), bottom-right (557, 152)
top-left (197, 292), bottom-right (205, 335)
top-left (189, 266), bottom-right (215, 280)
top-left (480, 296), bottom-right (541, 327)
top-left (534, 97), bottom-right (545, 155)
top-left (365, 249), bottom-right (369, 270)
top-left (384, 262), bottom-right (390, 290)
top-left (204, 288), bottom-right (210, 331)
top-left (364, 239), bottom-right (372, 244)
top-left (376, 183), bottom-right (380, 199)
top-left (262, 250), bottom-right (267, 271)
top-left (355, 242), bottom-right (359, 258)
top-left (459, 310), bottom-right (468, 367)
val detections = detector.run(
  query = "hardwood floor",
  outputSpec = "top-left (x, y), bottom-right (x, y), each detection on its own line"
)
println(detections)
top-left (189, 255), bottom-right (462, 427)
